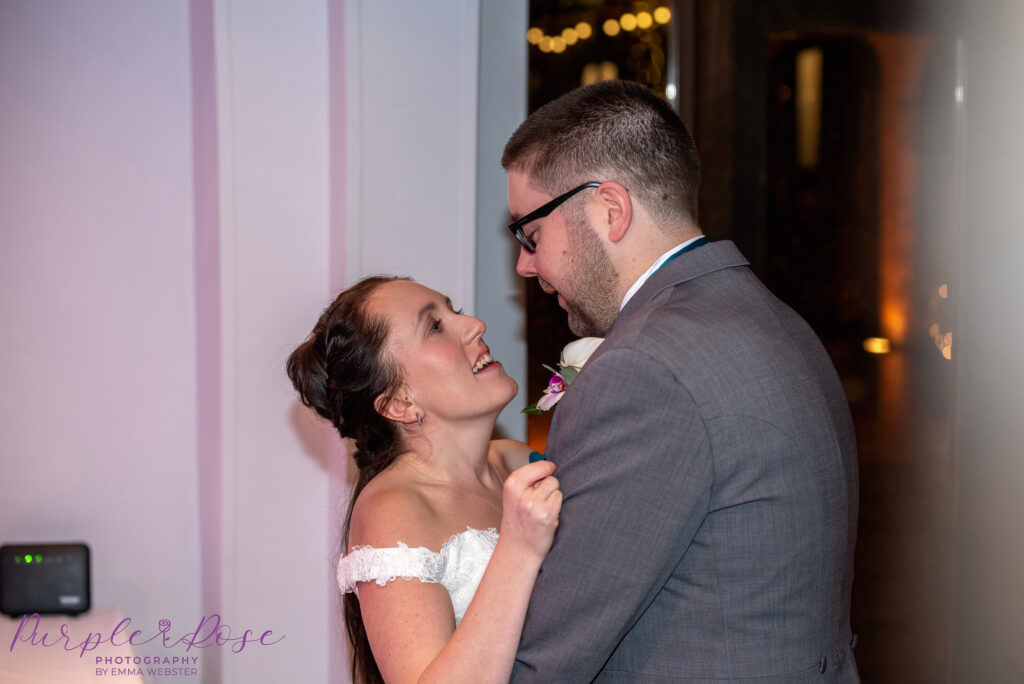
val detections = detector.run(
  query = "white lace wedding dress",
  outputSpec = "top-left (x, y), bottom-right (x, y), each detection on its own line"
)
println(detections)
top-left (336, 527), bottom-right (498, 626)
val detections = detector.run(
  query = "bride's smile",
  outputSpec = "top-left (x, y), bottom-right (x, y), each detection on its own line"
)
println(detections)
top-left (366, 280), bottom-right (518, 425)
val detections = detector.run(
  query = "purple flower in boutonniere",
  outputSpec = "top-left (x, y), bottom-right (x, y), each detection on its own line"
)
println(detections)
top-left (537, 373), bottom-right (567, 411)
top-left (523, 337), bottom-right (604, 414)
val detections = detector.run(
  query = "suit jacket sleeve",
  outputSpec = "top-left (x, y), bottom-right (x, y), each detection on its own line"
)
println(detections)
top-left (512, 345), bottom-right (712, 682)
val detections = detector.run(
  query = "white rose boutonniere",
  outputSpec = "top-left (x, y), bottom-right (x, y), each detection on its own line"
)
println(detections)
top-left (523, 337), bottom-right (604, 414)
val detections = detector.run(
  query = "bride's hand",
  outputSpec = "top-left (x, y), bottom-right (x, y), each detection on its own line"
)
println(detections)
top-left (499, 460), bottom-right (562, 562)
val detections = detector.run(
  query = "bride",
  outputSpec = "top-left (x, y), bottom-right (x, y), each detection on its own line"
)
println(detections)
top-left (287, 276), bottom-right (562, 684)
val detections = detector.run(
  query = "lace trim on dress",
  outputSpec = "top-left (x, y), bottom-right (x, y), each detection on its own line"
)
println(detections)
top-left (336, 527), bottom-right (498, 596)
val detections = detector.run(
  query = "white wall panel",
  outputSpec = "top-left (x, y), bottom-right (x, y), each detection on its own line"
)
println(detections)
top-left (343, 0), bottom-right (479, 312)
top-left (476, 0), bottom-right (528, 438)
top-left (214, 1), bottom-right (330, 682)
top-left (0, 0), bottom-right (201, 661)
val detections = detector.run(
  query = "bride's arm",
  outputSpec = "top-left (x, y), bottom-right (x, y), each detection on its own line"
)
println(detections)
top-left (488, 438), bottom-right (534, 471)
top-left (355, 460), bottom-right (561, 684)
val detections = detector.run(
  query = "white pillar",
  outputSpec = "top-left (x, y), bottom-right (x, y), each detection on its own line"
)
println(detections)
top-left (342, 0), bottom-right (480, 309)
top-left (477, 0), bottom-right (529, 439)
top-left (214, 1), bottom-right (331, 682)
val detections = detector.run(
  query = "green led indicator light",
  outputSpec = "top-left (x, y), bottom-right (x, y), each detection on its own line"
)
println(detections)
top-left (14, 556), bottom-right (21, 564)
top-left (35, 555), bottom-right (42, 563)
top-left (23, 554), bottom-right (32, 564)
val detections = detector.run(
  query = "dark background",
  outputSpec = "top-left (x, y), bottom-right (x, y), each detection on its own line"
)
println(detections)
top-left (522, 2), bottom-right (976, 681)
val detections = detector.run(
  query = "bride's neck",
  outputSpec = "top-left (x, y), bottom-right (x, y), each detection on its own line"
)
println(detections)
top-left (398, 416), bottom-right (499, 488)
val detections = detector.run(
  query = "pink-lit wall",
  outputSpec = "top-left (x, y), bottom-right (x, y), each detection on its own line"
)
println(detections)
top-left (0, 0), bottom-right (201, 639)
top-left (0, 2), bottom-right (503, 682)
top-left (0, 2), bottom-right (335, 681)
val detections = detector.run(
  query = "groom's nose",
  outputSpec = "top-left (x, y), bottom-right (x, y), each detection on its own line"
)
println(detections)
top-left (516, 247), bottom-right (537, 278)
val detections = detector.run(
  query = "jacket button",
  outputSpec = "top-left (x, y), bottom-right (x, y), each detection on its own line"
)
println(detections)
top-left (819, 656), bottom-right (827, 673)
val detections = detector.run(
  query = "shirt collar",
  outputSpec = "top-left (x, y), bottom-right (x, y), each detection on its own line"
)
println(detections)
top-left (619, 235), bottom-right (706, 311)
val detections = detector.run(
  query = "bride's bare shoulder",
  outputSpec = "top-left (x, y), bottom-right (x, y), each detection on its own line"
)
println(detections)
top-left (348, 466), bottom-right (441, 551)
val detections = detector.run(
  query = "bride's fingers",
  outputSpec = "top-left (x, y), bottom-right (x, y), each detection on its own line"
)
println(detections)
top-left (536, 489), bottom-right (562, 525)
top-left (525, 480), bottom-right (561, 522)
top-left (549, 490), bottom-right (563, 517)
top-left (505, 460), bottom-right (556, 494)
top-left (530, 476), bottom-right (560, 500)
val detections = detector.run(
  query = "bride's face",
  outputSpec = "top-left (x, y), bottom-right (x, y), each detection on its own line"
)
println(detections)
top-left (368, 280), bottom-right (517, 423)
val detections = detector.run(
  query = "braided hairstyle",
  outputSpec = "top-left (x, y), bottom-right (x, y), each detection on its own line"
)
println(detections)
top-left (286, 275), bottom-right (409, 684)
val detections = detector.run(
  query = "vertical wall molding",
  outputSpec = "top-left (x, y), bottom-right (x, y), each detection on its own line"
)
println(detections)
top-left (190, 0), bottom-right (224, 680)
top-left (341, 1), bottom-right (479, 312)
top-left (214, 1), bottom-right (331, 682)
top-left (476, 0), bottom-right (528, 438)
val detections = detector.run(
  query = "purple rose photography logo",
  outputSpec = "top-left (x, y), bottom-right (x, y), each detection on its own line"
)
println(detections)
top-left (9, 612), bottom-right (284, 678)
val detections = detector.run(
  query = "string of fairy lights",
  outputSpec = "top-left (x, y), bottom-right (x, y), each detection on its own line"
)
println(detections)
top-left (528, 6), bottom-right (672, 54)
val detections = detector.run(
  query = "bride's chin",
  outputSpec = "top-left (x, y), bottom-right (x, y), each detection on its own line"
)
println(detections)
top-left (500, 377), bottom-right (519, 405)
top-left (484, 380), bottom-right (519, 416)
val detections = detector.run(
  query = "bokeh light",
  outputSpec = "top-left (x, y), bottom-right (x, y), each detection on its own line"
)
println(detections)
top-left (862, 337), bottom-right (892, 355)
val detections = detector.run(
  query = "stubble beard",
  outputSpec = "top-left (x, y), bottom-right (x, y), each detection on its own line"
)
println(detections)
top-left (561, 217), bottom-right (620, 337)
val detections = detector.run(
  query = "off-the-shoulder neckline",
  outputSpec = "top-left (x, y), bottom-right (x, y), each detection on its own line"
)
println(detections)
top-left (347, 526), bottom-right (498, 557)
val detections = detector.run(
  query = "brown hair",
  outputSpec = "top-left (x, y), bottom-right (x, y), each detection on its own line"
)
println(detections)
top-left (286, 275), bottom-right (409, 684)
top-left (502, 79), bottom-right (701, 228)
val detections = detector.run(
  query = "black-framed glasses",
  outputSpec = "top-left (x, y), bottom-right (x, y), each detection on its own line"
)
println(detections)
top-left (507, 181), bottom-right (601, 253)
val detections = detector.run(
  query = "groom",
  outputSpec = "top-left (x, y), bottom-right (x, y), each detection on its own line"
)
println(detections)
top-left (503, 80), bottom-right (859, 682)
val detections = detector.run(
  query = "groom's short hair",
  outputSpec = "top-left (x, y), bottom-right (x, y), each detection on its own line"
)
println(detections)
top-left (501, 79), bottom-right (701, 227)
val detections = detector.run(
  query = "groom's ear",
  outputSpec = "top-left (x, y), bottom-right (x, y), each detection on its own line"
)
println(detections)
top-left (593, 181), bottom-right (633, 244)
top-left (373, 390), bottom-right (418, 424)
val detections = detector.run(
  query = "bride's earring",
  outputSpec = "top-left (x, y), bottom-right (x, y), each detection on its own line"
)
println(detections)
top-left (416, 412), bottom-right (423, 426)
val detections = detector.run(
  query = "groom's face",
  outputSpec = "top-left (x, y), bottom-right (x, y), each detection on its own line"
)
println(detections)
top-left (508, 170), bottom-right (619, 336)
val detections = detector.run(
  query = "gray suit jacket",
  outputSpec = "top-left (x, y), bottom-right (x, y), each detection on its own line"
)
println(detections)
top-left (512, 241), bottom-right (859, 683)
